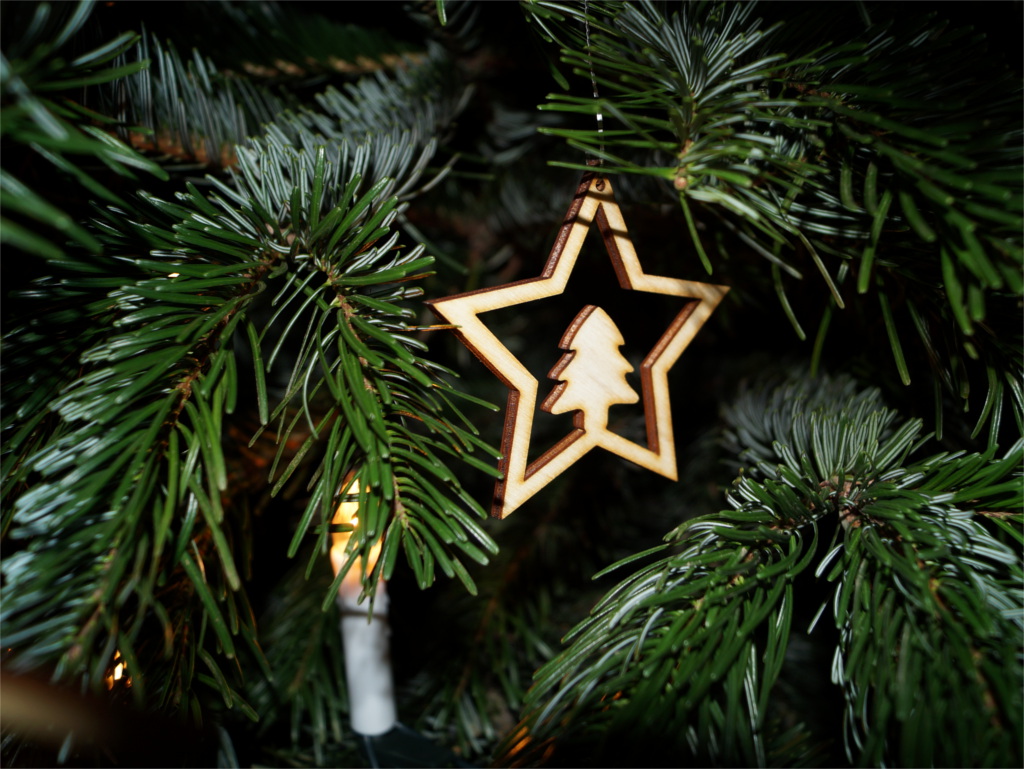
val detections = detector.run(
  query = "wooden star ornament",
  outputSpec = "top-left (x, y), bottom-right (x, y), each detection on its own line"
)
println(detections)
top-left (426, 172), bottom-right (729, 518)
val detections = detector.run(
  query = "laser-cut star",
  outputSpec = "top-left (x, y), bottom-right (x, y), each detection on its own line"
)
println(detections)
top-left (426, 172), bottom-right (729, 518)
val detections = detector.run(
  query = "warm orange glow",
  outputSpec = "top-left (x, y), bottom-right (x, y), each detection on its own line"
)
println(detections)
top-left (104, 651), bottom-right (132, 690)
top-left (330, 480), bottom-right (382, 584)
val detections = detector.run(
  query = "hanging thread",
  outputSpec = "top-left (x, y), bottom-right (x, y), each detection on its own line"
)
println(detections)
top-left (583, 1), bottom-right (605, 164)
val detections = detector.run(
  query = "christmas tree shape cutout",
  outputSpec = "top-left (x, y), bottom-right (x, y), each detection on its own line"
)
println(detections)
top-left (541, 305), bottom-right (639, 434)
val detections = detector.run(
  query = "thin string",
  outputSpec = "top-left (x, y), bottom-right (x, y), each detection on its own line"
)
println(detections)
top-left (583, 1), bottom-right (604, 165)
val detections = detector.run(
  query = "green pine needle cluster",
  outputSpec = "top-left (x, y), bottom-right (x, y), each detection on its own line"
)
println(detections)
top-left (525, 0), bottom-right (1022, 436)
top-left (0, 3), bottom-right (167, 261)
top-left (499, 374), bottom-right (1021, 767)
top-left (2, 0), bottom-right (497, 752)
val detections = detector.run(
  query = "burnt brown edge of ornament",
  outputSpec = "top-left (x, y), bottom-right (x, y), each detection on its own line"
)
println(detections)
top-left (424, 170), bottom-right (702, 517)
top-left (638, 298), bottom-right (699, 454)
top-left (539, 304), bottom-right (596, 412)
top-left (593, 199), bottom-right (703, 456)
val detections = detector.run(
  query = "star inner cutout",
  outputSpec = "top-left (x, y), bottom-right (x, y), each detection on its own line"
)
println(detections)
top-left (426, 172), bottom-right (728, 518)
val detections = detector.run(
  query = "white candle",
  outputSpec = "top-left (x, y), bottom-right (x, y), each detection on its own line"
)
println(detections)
top-left (330, 483), bottom-right (398, 736)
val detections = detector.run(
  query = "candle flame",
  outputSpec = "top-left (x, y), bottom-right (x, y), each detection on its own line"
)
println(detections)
top-left (104, 651), bottom-right (132, 690)
top-left (330, 480), bottom-right (382, 580)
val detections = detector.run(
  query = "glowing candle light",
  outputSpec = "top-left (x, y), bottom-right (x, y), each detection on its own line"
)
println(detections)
top-left (104, 651), bottom-right (131, 690)
top-left (330, 481), bottom-right (397, 736)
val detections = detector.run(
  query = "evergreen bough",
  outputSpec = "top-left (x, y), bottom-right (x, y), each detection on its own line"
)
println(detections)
top-left (499, 373), bottom-right (1022, 766)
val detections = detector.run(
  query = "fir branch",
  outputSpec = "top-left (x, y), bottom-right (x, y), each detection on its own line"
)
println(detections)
top-left (499, 373), bottom-right (1022, 767)
top-left (92, 32), bottom-right (462, 177)
top-left (97, 33), bottom-right (296, 170)
top-left (524, 0), bottom-right (1023, 438)
top-left (0, 1), bottom-right (167, 260)
top-left (2, 14), bottom-right (494, 744)
top-left (162, 1), bottom-right (425, 81)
